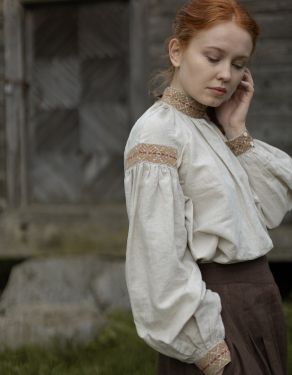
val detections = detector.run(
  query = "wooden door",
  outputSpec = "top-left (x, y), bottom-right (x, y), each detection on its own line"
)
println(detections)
top-left (25, 1), bottom-right (129, 204)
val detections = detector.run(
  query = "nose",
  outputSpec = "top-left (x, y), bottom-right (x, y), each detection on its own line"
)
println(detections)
top-left (217, 62), bottom-right (231, 82)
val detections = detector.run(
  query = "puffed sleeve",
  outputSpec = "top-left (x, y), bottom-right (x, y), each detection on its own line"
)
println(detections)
top-left (234, 139), bottom-right (292, 229)
top-left (124, 126), bottom-right (231, 374)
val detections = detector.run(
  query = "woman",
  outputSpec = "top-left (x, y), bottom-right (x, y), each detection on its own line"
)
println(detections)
top-left (123, 0), bottom-right (292, 374)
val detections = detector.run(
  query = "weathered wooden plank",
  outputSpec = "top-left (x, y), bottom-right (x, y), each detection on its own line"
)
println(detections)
top-left (249, 66), bottom-right (292, 114)
top-left (32, 5), bottom-right (78, 58)
top-left (34, 109), bottom-right (79, 153)
top-left (150, 0), bottom-right (292, 21)
top-left (82, 154), bottom-right (124, 203)
top-left (0, 0), bottom-right (6, 206)
top-left (148, 15), bottom-right (172, 43)
top-left (81, 58), bottom-right (127, 102)
top-left (250, 39), bottom-right (292, 66)
top-left (149, 0), bottom-right (185, 17)
top-left (24, 9), bottom-right (35, 203)
top-left (33, 58), bottom-right (80, 109)
top-left (3, 0), bottom-right (28, 207)
top-left (152, 0), bottom-right (292, 14)
top-left (79, 102), bottom-right (129, 154)
top-left (149, 43), bottom-right (169, 75)
top-left (31, 153), bottom-right (125, 204)
top-left (239, 0), bottom-right (292, 13)
top-left (79, 3), bottom-right (128, 60)
top-left (21, 0), bottom-right (84, 4)
top-left (129, 0), bottom-right (151, 123)
top-left (247, 114), bottom-right (292, 153)
top-left (254, 13), bottom-right (292, 39)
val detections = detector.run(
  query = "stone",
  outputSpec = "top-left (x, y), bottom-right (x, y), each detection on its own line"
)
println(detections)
top-left (91, 261), bottom-right (131, 312)
top-left (0, 303), bottom-right (104, 349)
top-left (0, 254), bottom-right (130, 349)
top-left (0, 255), bottom-right (102, 311)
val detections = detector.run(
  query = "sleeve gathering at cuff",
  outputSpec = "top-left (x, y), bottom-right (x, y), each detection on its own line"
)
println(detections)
top-left (195, 341), bottom-right (231, 375)
top-left (225, 130), bottom-right (255, 156)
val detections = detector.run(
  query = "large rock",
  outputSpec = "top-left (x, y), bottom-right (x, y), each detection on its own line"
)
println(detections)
top-left (0, 255), bottom-right (99, 310)
top-left (91, 262), bottom-right (131, 311)
top-left (0, 255), bottom-right (130, 349)
top-left (0, 303), bottom-right (104, 349)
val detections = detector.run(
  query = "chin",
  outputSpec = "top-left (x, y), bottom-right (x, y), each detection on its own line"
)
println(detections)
top-left (199, 92), bottom-right (225, 107)
top-left (204, 97), bottom-right (225, 107)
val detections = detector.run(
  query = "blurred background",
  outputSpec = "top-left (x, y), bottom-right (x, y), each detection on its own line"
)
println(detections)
top-left (0, 0), bottom-right (290, 373)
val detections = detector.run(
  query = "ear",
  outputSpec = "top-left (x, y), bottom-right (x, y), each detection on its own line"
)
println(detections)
top-left (168, 38), bottom-right (183, 68)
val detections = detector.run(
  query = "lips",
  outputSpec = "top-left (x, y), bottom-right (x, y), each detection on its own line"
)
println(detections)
top-left (208, 87), bottom-right (227, 97)
top-left (209, 87), bottom-right (227, 93)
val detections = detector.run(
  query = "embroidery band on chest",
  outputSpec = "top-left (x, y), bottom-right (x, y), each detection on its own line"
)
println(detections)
top-left (125, 143), bottom-right (177, 170)
top-left (161, 86), bottom-right (207, 119)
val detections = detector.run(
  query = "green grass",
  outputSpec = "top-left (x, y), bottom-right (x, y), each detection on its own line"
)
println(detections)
top-left (0, 310), bottom-right (157, 375)
top-left (0, 303), bottom-right (291, 375)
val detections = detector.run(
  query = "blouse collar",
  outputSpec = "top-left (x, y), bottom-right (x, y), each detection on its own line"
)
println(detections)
top-left (161, 86), bottom-right (207, 119)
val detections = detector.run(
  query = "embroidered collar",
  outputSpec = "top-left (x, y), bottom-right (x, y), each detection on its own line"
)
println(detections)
top-left (161, 86), bottom-right (207, 119)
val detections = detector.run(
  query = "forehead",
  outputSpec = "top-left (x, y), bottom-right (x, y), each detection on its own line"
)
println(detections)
top-left (189, 21), bottom-right (253, 57)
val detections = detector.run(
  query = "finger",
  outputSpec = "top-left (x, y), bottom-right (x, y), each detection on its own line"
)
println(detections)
top-left (243, 68), bottom-right (254, 87)
top-left (240, 72), bottom-right (254, 90)
top-left (240, 80), bottom-right (254, 91)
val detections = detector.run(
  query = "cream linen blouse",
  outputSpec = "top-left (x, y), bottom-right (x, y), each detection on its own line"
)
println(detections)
top-left (123, 88), bottom-right (292, 375)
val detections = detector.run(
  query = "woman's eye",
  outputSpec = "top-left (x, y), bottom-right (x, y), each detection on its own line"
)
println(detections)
top-left (233, 63), bottom-right (245, 70)
top-left (207, 56), bottom-right (220, 63)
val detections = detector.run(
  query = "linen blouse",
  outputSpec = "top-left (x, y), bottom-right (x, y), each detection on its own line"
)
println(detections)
top-left (123, 87), bottom-right (292, 375)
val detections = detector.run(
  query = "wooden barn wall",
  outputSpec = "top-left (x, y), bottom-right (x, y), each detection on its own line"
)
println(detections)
top-left (0, 0), bottom-right (5, 211)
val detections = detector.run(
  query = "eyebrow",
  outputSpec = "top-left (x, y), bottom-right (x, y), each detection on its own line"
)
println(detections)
top-left (204, 46), bottom-right (250, 59)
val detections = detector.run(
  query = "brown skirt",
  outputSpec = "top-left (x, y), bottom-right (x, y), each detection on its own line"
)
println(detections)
top-left (156, 256), bottom-right (288, 375)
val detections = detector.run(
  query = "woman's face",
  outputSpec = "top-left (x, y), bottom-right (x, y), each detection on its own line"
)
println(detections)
top-left (169, 21), bottom-right (253, 107)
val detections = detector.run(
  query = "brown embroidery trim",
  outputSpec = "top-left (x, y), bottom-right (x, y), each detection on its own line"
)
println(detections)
top-left (196, 341), bottom-right (231, 375)
top-left (161, 86), bottom-right (207, 119)
top-left (125, 143), bottom-right (177, 170)
top-left (225, 130), bottom-right (255, 156)
top-left (202, 347), bottom-right (229, 371)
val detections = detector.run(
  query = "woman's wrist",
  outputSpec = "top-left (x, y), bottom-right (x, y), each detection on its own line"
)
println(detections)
top-left (224, 124), bottom-right (247, 140)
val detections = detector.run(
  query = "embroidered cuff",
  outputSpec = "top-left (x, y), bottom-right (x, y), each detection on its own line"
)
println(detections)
top-left (225, 130), bottom-right (254, 156)
top-left (195, 341), bottom-right (231, 375)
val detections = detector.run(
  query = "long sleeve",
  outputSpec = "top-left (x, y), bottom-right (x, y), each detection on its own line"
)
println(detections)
top-left (235, 139), bottom-right (292, 229)
top-left (124, 141), bottom-right (231, 375)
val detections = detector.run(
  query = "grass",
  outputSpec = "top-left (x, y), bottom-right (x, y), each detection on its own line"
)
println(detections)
top-left (0, 303), bottom-right (291, 375)
top-left (0, 310), bottom-right (156, 375)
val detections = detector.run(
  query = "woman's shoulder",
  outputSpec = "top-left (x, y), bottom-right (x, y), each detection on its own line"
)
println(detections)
top-left (130, 100), bottom-right (177, 140)
top-left (125, 100), bottom-right (187, 155)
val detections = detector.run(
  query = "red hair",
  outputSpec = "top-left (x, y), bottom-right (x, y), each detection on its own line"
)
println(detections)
top-left (172, 0), bottom-right (259, 53)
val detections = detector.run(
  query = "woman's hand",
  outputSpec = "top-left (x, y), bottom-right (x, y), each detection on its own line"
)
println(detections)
top-left (215, 68), bottom-right (255, 139)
